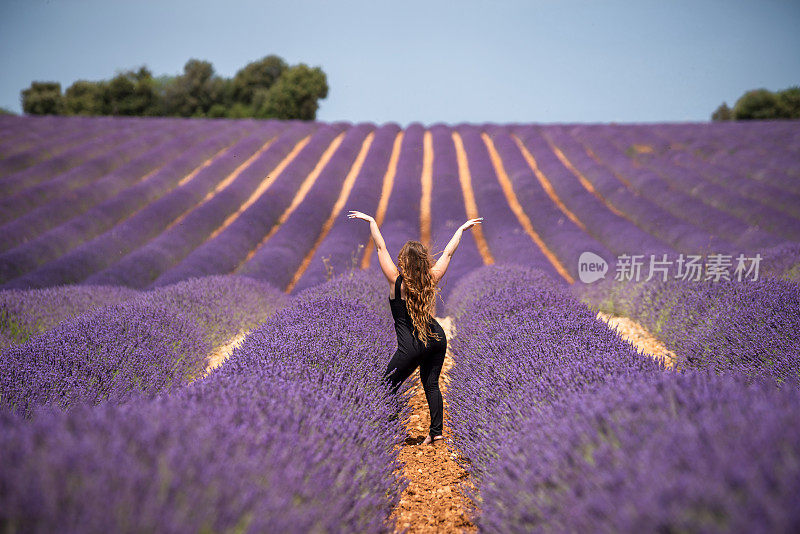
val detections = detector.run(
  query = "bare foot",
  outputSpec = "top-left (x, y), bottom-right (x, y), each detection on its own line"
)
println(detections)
top-left (422, 435), bottom-right (444, 445)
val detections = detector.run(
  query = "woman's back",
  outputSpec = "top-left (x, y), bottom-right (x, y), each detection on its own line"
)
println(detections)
top-left (389, 273), bottom-right (445, 355)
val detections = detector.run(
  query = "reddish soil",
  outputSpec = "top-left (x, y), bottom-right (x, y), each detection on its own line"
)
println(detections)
top-left (287, 132), bottom-right (375, 292)
top-left (237, 132), bottom-right (346, 268)
top-left (419, 131), bottom-right (434, 251)
top-left (451, 131), bottom-right (495, 266)
top-left (511, 133), bottom-right (588, 233)
top-left (483, 132), bottom-right (575, 283)
top-left (360, 131), bottom-right (404, 269)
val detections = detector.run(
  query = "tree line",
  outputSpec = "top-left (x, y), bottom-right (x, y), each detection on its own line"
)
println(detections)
top-left (712, 86), bottom-right (800, 121)
top-left (20, 55), bottom-right (328, 120)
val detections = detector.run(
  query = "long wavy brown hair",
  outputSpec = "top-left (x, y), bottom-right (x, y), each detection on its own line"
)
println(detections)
top-left (397, 240), bottom-right (442, 346)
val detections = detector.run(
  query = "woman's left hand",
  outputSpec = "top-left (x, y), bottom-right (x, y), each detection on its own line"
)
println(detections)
top-left (348, 210), bottom-right (375, 223)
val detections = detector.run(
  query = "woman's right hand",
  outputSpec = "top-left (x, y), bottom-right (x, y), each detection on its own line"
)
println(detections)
top-left (348, 210), bottom-right (375, 223)
top-left (460, 217), bottom-right (483, 232)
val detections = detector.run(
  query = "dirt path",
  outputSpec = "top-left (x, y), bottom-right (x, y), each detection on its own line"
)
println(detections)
top-left (390, 316), bottom-right (477, 533)
top-left (482, 132), bottom-right (574, 284)
top-left (545, 136), bottom-right (629, 219)
top-left (360, 131), bottom-right (404, 270)
top-left (237, 132), bottom-right (346, 268)
top-left (420, 131), bottom-right (434, 251)
top-left (451, 132), bottom-right (495, 266)
top-left (202, 330), bottom-right (250, 377)
top-left (511, 133), bottom-right (588, 233)
top-left (287, 132), bottom-right (375, 292)
top-left (166, 136), bottom-right (277, 233)
top-left (596, 311), bottom-right (678, 368)
top-left (208, 135), bottom-right (311, 241)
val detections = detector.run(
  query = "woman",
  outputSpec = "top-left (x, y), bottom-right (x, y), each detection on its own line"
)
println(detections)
top-left (348, 210), bottom-right (483, 445)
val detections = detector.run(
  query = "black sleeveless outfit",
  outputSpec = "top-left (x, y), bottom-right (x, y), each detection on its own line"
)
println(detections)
top-left (383, 273), bottom-right (447, 439)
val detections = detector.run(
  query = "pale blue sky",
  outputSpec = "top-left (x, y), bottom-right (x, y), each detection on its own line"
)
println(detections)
top-left (1, 0), bottom-right (798, 125)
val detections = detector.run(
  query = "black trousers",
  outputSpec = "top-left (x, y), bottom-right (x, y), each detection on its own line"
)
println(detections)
top-left (383, 344), bottom-right (446, 438)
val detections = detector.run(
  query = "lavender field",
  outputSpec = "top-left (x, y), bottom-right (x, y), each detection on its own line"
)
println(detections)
top-left (1, 114), bottom-right (799, 532)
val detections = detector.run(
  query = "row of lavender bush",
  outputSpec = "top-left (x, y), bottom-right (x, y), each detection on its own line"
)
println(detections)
top-left (0, 284), bottom-right (139, 349)
top-left (150, 122), bottom-right (349, 287)
top-left (588, 124), bottom-right (800, 228)
top-left (0, 269), bottom-right (407, 532)
top-left (544, 125), bottom-right (789, 250)
top-left (291, 123), bottom-right (399, 293)
top-left (3, 118), bottom-right (798, 293)
top-left (0, 125), bottom-right (220, 254)
top-left (83, 121), bottom-right (308, 288)
top-left (0, 121), bottom-right (192, 228)
top-left (234, 124), bottom-right (375, 288)
top-left (480, 368), bottom-right (800, 532)
top-left (445, 263), bottom-right (800, 532)
top-left (1, 124), bottom-right (282, 289)
top-left (0, 122), bottom-right (252, 283)
top-left (645, 122), bottom-right (800, 191)
top-left (0, 118), bottom-right (158, 197)
top-left (0, 116), bottom-right (141, 180)
top-left (444, 264), bottom-right (665, 482)
top-left (0, 275), bottom-right (288, 417)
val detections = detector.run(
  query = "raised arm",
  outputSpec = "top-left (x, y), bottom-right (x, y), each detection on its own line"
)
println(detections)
top-left (348, 210), bottom-right (398, 282)
top-left (431, 218), bottom-right (483, 283)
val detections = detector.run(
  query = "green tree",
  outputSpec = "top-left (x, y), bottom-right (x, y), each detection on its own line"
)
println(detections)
top-left (732, 88), bottom-right (785, 120)
top-left (162, 59), bottom-right (226, 117)
top-left (63, 80), bottom-right (105, 115)
top-left (231, 55), bottom-right (288, 106)
top-left (711, 102), bottom-right (732, 121)
top-left (151, 74), bottom-right (176, 103)
top-left (254, 64), bottom-right (328, 120)
top-left (207, 103), bottom-right (228, 118)
top-left (19, 55), bottom-right (328, 120)
top-left (101, 67), bottom-right (158, 116)
top-left (0, 107), bottom-right (16, 115)
top-left (21, 82), bottom-right (64, 115)
top-left (777, 86), bottom-right (800, 119)
top-left (223, 102), bottom-right (253, 118)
